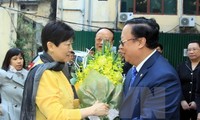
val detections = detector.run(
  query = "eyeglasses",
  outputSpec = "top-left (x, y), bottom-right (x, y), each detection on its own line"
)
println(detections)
top-left (96, 38), bottom-right (112, 42)
top-left (119, 38), bottom-right (138, 46)
top-left (187, 48), bottom-right (200, 52)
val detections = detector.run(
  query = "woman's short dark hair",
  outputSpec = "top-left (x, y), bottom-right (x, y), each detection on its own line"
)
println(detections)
top-left (125, 17), bottom-right (160, 49)
top-left (41, 20), bottom-right (75, 52)
top-left (2, 48), bottom-right (25, 71)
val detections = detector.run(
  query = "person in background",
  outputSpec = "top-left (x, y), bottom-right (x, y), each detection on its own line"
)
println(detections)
top-left (0, 48), bottom-right (28, 120)
top-left (95, 27), bottom-right (114, 52)
top-left (62, 51), bottom-right (78, 99)
top-left (63, 51), bottom-right (76, 80)
top-left (156, 43), bottom-right (163, 54)
top-left (20, 21), bottom-right (109, 120)
top-left (27, 46), bottom-right (44, 70)
top-left (88, 48), bottom-right (95, 57)
top-left (196, 55), bottom-right (200, 120)
top-left (119, 17), bottom-right (181, 119)
top-left (0, 93), bottom-right (1, 116)
top-left (177, 40), bottom-right (200, 120)
top-left (95, 27), bottom-right (132, 75)
top-left (68, 51), bottom-right (76, 76)
top-left (0, 100), bottom-right (2, 116)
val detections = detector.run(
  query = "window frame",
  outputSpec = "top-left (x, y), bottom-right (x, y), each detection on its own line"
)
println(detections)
top-left (131, 0), bottom-right (177, 15)
top-left (183, 0), bottom-right (200, 15)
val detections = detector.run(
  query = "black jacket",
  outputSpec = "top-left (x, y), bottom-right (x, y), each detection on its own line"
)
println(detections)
top-left (177, 60), bottom-right (200, 102)
top-left (196, 66), bottom-right (200, 113)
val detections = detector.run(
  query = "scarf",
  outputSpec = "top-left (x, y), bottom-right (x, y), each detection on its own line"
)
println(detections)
top-left (20, 52), bottom-right (65, 120)
top-left (8, 65), bottom-right (28, 81)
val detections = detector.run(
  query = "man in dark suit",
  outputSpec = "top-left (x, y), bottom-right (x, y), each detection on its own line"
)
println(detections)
top-left (119, 17), bottom-right (181, 119)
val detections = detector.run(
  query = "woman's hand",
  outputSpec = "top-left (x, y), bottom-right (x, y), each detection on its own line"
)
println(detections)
top-left (80, 101), bottom-right (109, 119)
top-left (197, 113), bottom-right (200, 120)
top-left (91, 101), bottom-right (109, 116)
top-left (189, 101), bottom-right (196, 110)
top-left (181, 100), bottom-right (190, 110)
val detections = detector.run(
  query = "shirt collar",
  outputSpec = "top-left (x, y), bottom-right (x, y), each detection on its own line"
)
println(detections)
top-left (136, 49), bottom-right (157, 72)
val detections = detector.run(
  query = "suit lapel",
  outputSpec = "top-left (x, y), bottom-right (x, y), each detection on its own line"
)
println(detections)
top-left (121, 52), bottom-right (161, 105)
top-left (132, 69), bottom-right (148, 87)
top-left (123, 69), bottom-right (133, 95)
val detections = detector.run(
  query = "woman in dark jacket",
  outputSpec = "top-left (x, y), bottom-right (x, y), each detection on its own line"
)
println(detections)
top-left (177, 40), bottom-right (200, 120)
top-left (196, 68), bottom-right (200, 120)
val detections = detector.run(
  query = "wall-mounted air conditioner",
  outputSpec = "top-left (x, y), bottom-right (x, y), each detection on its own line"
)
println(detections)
top-left (179, 16), bottom-right (195, 27)
top-left (119, 12), bottom-right (133, 22)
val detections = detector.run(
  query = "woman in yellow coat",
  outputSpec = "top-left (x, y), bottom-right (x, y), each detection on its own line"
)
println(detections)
top-left (20, 21), bottom-right (109, 120)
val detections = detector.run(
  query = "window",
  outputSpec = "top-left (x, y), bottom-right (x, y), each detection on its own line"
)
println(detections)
top-left (120, 0), bottom-right (177, 15)
top-left (135, 0), bottom-right (147, 13)
top-left (121, 0), bottom-right (133, 12)
top-left (150, 0), bottom-right (162, 14)
top-left (183, 0), bottom-right (200, 15)
top-left (164, 0), bottom-right (177, 15)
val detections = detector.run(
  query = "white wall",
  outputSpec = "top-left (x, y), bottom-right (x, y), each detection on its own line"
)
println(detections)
top-left (0, 4), bottom-right (17, 65)
top-left (57, 0), bottom-right (118, 31)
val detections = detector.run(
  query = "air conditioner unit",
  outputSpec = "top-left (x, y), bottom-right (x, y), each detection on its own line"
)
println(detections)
top-left (179, 16), bottom-right (195, 27)
top-left (119, 12), bottom-right (133, 22)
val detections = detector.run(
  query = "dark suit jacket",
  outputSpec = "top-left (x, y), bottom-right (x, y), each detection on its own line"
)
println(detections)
top-left (119, 51), bottom-right (181, 120)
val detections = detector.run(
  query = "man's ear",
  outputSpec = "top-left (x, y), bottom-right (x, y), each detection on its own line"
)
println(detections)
top-left (138, 37), bottom-right (146, 48)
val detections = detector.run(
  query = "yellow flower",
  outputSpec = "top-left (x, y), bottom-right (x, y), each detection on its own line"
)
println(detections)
top-left (74, 42), bottom-right (124, 119)
top-left (74, 42), bottom-right (124, 86)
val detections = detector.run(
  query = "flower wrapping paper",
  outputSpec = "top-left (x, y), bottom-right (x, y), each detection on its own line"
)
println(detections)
top-left (77, 70), bottom-right (122, 119)
top-left (77, 70), bottom-right (122, 108)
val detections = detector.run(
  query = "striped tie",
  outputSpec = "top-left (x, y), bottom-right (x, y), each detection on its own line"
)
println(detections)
top-left (129, 67), bottom-right (137, 90)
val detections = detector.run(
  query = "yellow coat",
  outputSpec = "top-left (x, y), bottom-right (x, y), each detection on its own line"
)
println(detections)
top-left (35, 69), bottom-right (81, 120)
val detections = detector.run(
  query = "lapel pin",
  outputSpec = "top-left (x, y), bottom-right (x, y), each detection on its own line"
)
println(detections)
top-left (140, 74), bottom-right (143, 77)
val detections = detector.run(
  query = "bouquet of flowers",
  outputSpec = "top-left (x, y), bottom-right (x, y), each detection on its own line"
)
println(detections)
top-left (71, 42), bottom-right (124, 120)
